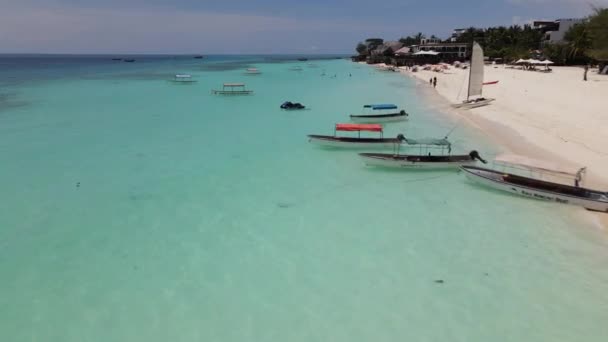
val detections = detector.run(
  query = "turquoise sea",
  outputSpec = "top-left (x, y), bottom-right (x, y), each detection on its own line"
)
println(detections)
top-left (1, 55), bottom-right (608, 341)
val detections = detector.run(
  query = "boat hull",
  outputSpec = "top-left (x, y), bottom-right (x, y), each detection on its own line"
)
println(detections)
top-left (350, 114), bottom-right (407, 123)
top-left (360, 153), bottom-right (477, 169)
top-left (452, 98), bottom-right (495, 109)
top-left (461, 166), bottom-right (608, 212)
top-left (308, 135), bottom-right (401, 149)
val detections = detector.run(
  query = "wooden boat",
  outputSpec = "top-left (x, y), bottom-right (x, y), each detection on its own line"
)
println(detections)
top-left (350, 104), bottom-right (408, 123)
top-left (461, 154), bottom-right (608, 212)
top-left (360, 137), bottom-right (486, 169)
top-left (123, 59), bottom-right (135, 63)
top-left (169, 74), bottom-right (197, 83)
top-left (452, 42), bottom-right (495, 109)
top-left (194, 55), bottom-right (204, 59)
top-left (308, 123), bottom-right (405, 149)
top-left (212, 83), bottom-right (253, 95)
top-left (244, 68), bottom-right (261, 75)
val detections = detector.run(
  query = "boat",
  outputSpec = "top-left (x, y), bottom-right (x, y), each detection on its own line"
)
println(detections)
top-left (280, 101), bottom-right (306, 110)
top-left (350, 104), bottom-right (408, 123)
top-left (194, 55), bottom-right (204, 59)
top-left (461, 154), bottom-right (608, 212)
top-left (452, 42), bottom-right (495, 109)
top-left (308, 123), bottom-right (405, 149)
top-left (298, 58), bottom-right (308, 61)
top-left (360, 137), bottom-right (486, 169)
top-left (169, 74), bottom-right (197, 83)
top-left (289, 66), bottom-right (303, 71)
top-left (111, 58), bottom-right (122, 61)
top-left (212, 83), bottom-right (253, 95)
top-left (245, 68), bottom-right (262, 75)
top-left (123, 59), bottom-right (135, 63)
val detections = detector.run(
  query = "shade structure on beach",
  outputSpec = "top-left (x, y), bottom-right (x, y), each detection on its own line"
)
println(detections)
top-left (515, 59), bottom-right (528, 64)
top-left (395, 47), bottom-right (411, 56)
top-left (413, 50), bottom-right (440, 56)
top-left (537, 60), bottom-right (554, 65)
top-left (528, 59), bottom-right (543, 65)
top-left (495, 154), bottom-right (583, 177)
top-left (335, 123), bottom-right (383, 132)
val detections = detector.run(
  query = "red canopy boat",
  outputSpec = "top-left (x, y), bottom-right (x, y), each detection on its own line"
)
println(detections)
top-left (335, 123), bottom-right (383, 132)
top-left (308, 123), bottom-right (404, 149)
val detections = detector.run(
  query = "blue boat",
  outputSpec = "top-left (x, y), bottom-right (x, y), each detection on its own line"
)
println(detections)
top-left (351, 104), bottom-right (408, 123)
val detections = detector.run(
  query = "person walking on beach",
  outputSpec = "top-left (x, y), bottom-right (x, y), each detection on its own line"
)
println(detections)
top-left (429, 78), bottom-right (433, 85)
top-left (433, 77), bottom-right (437, 88)
top-left (584, 65), bottom-right (589, 81)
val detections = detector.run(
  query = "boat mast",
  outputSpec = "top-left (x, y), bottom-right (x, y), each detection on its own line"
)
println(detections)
top-left (467, 41), bottom-right (474, 101)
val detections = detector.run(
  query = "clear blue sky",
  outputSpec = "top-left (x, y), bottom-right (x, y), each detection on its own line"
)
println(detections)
top-left (0, 0), bottom-right (604, 54)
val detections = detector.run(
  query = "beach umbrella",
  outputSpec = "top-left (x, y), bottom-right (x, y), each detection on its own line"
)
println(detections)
top-left (413, 50), bottom-right (439, 56)
top-left (515, 59), bottom-right (528, 64)
top-left (538, 60), bottom-right (554, 65)
top-left (528, 59), bottom-right (542, 65)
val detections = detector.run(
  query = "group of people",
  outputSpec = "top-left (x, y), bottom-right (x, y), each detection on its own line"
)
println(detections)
top-left (429, 77), bottom-right (437, 88)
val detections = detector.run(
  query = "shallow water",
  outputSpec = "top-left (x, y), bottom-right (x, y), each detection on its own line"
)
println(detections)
top-left (1, 56), bottom-right (607, 342)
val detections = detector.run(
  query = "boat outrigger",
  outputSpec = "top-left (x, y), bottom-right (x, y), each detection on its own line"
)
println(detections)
top-left (212, 83), bottom-right (253, 95)
top-left (360, 137), bottom-right (486, 169)
top-left (452, 42), bottom-right (495, 109)
top-left (169, 74), bottom-right (197, 83)
top-left (461, 154), bottom-right (608, 212)
top-left (350, 104), bottom-right (408, 123)
top-left (308, 123), bottom-right (405, 149)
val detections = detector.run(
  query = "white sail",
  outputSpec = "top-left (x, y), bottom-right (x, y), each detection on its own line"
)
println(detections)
top-left (467, 42), bottom-right (484, 99)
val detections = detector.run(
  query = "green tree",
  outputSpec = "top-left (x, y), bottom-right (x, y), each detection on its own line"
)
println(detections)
top-left (587, 8), bottom-right (608, 61)
top-left (356, 42), bottom-right (367, 55)
top-left (564, 23), bottom-right (592, 59)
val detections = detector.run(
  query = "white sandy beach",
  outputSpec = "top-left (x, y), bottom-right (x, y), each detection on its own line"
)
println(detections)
top-left (403, 65), bottom-right (608, 187)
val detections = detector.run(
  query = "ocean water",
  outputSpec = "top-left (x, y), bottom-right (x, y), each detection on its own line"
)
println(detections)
top-left (1, 55), bottom-right (608, 342)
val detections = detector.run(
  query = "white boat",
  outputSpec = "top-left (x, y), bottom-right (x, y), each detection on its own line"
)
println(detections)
top-left (452, 42), bottom-right (495, 109)
top-left (212, 83), bottom-right (253, 95)
top-left (461, 154), bottom-right (608, 212)
top-left (360, 138), bottom-right (486, 169)
top-left (308, 123), bottom-right (405, 149)
top-left (169, 74), bottom-right (197, 83)
top-left (245, 68), bottom-right (261, 75)
top-left (350, 104), bottom-right (409, 123)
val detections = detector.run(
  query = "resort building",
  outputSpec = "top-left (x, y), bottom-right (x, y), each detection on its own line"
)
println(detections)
top-left (533, 18), bottom-right (585, 45)
top-left (410, 42), bottom-right (470, 59)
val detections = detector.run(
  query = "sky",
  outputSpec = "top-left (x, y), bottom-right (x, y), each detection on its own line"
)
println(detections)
top-left (0, 0), bottom-right (605, 54)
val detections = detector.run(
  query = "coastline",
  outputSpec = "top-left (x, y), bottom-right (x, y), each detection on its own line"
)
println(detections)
top-left (389, 63), bottom-right (608, 228)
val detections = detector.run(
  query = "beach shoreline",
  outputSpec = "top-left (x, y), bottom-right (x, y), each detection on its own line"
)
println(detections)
top-left (385, 63), bottom-right (608, 228)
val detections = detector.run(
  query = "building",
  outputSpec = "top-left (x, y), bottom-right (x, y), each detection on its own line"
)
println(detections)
top-left (420, 37), bottom-right (441, 45)
top-left (534, 18), bottom-right (585, 45)
top-left (450, 28), bottom-right (467, 42)
top-left (410, 42), bottom-right (470, 59)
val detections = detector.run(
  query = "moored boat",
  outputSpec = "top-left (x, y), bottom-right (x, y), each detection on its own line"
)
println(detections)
top-left (461, 154), bottom-right (608, 212)
top-left (350, 104), bottom-right (408, 123)
top-left (245, 68), bottom-right (261, 75)
top-left (169, 74), bottom-right (197, 83)
top-left (212, 83), bottom-right (253, 95)
top-left (360, 137), bottom-right (486, 169)
top-left (308, 123), bottom-right (405, 149)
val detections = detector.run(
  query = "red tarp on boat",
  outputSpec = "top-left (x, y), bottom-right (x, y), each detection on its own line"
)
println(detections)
top-left (335, 123), bottom-right (383, 132)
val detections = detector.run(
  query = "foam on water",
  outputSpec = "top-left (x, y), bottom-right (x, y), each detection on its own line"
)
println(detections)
top-left (1, 56), bottom-right (608, 341)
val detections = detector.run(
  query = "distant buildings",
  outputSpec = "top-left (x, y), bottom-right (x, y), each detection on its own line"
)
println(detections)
top-left (533, 18), bottom-right (585, 45)
top-left (450, 28), bottom-right (467, 42)
top-left (411, 42), bottom-right (470, 58)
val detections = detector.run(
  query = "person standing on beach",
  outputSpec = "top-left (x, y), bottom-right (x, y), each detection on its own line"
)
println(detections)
top-left (433, 77), bottom-right (437, 88)
top-left (429, 78), bottom-right (433, 85)
top-left (584, 65), bottom-right (589, 81)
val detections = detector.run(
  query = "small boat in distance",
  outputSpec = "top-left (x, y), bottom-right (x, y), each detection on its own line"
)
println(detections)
top-left (452, 42), bottom-right (495, 109)
top-left (360, 137), bottom-right (486, 169)
top-left (461, 154), bottom-right (608, 212)
top-left (245, 68), bottom-right (261, 75)
top-left (289, 66), bottom-right (303, 71)
top-left (298, 58), bottom-right (308, 61)
top-left (169, 74), bottom-right (197, 83)
top-left (194, 55), bottom-right (204, 59)
top-left (212, 83), bottom-right (253, 95)
top-left (111, 58), bottom-right (122, 61)
top-left (308, 123), bottom-right (405, 149)
top-left (123, 59), bottom-right (135, 63)
top-left (350, 104), bottom-right (408, 123)
top-left (280, 101), bottom-right (306, 110)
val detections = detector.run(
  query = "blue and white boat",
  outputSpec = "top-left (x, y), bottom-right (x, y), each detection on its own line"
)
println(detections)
top-left (350, 104), bottom-right (408, 123)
